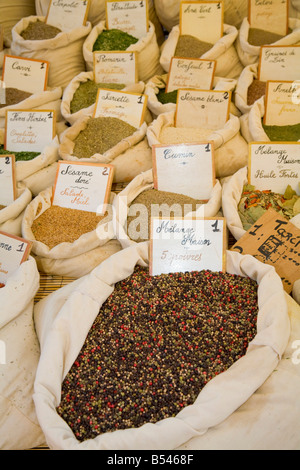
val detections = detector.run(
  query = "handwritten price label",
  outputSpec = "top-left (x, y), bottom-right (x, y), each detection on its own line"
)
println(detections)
top-left (0, 155), bottom-right (16, 207)
top-left (94, 51), bottom-right (138, 85)
top-left (0, 231), bottom-right (32, 286)
top-left (264, 80), bottom-right (300, 126)
top-left (2, 55), bottom-right (49, 94)
top-left (166, 58), bottom-right (216, 93)
top-left (258, 46), bottom-right (300, 82)
top-left (180, 1), bottom-right (224, 44)
top-left (248, 0), bottom-right (288, 36)
top-left (46, 0), bottom-right (90, 31)
top-left (106, 0), bottom-right (149, 39)
top-left (149, 216), bottom-right (226, 276)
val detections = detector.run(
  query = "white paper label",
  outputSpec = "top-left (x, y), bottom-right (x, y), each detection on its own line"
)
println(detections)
top-left (249, 142), bottom-right (300, 193)
top-left (248, 0), bottom-right (288, 36)
top-left (5, 110), bottom-right (56, 153)
top-left (180, 1), bottom-right (223, 44)
top-left (166, 58), bottom-right (216, 93)
top-left (264, 81), bottom-right (300, 126)
top-left (150, 217), bottom-right (226, 276)
top-left (259, 46), bottom-right (300, 82)
top-left (46, 0), bottom-right (90, 31)
top-left (106, 0), bottom-right (148, 39)
top-left (2, 55), bottom-right (49, 94)
top-left (94, 51), bottom-right (137, 85)
top-left (0, 231), bottom-right (32, 286)
top-left (152, 142), bottom-right (215, 200)
top-left (52, 161), bottom-right (114, 214)
top-left (0, 156), bottom-right (16, 206)
top-left (93, 88), bottom-right (147, 128)
top-left (175, 89), bottom-right (231, 129)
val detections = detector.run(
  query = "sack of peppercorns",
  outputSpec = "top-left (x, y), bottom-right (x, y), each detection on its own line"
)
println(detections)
top-left (144, 74), bottom-right (240, 119)
top-left (147, 111), bottom-right (248, 179)
top-left (112, 168), bottom-right (222, 249)
top-left (0, 256), bottom-right (46, 450)
top-left (32, 241), bottom-right (290, 449)
top-left (236, 17), bottom-right (300, 67)
top-left (160, 23), bottom-right (243, 79)
top-left (0, 184), bottom-right (32, 237)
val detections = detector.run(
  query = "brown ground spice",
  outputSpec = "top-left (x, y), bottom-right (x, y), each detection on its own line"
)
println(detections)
top-left (175, 34), bottom-right (214, 57)
top-left (20, 19), bottom-right (62, 40)
top-left (248, 28), bottom-right (291, 46)
top-left (127, 189), bottom-right (204, 242)
top-left (31, 205), bottom-right (109, 249)
top-left (57, 266), bottom-right (258, 441)
top-left (0, 87), bottom-right (32, 109)
top-left (247, 79), bottom-right (266, 106)
top-left (0, 205), bottom-right (6, 211)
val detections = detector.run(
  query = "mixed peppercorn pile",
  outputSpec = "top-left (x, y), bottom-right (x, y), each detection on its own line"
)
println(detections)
top-left (57, 267), bottom-right (259, 442)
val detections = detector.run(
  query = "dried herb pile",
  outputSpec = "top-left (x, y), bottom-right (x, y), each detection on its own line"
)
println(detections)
top-left (0, 145), bottom-right (40, 162)
top-left (248, 28), bottom-right (288, 46)
top-left (70, 81), bottom-right (125, 114)
top-left (93, 29), bottom-right (139, 52)
top-left (0, 87), bottom-right (32, 109)
top-left (238, 183), bottom-right (300, 230)
top-left (175, 35), bottom-right (213, 58)
top-left (156, 88), bottom-right (178, 104)
top-left (57, 266), bottom-right (258, 441)
top-left (20, 19), bottom-right (62, 40)
top-left (262, 122), bottom-right (300, 142)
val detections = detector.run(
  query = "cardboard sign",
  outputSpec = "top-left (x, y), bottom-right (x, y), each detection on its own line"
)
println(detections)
top-left (5, 109), bottom-right (56, 153)
top-left (248, 0), bottom-right (289, 36)
top-left (249, 142), bottom-right (300, 193)
top-left (258, 45), bottom-right (300, 82)
top-left (0, 231), bottom-right (32, 286)
top-left (93, 88), bottom-right (147, 128)
top-left (52, 161), bottom-right (114, 214)
top-left (2, 55), bottom-right (49, 94)
top-left (180, 1), bottom-right (224, 44)
top-left (0, 155), bottom-right (17, 207)
top-left (166, 58), bottom-right (216, 93)
top-left (106, 0), bottom-right (149, 39)
top-left (264, 80), bottom-right (300, 126)
top-left (94, 51), bottom-right (138, 85)
top-left (45, 0), bottom-right (90, 31)
top-left (231, 208), bottom-right (300, 293)
top-left (152, 142), bottom-right (216, 200)
top-left (175, 89), bottom-right (231, 129)
top-left (149, 216), bottom-right (227, 276)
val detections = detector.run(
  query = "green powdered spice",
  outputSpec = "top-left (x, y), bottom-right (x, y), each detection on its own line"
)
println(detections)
top-left (93, 29), bottom-right (139, 52)
top-left (73, 117), bottom-right (137, 158)
top-left (20, 19), bottom-right (62, 40)
top-left (0, 87), bottom-right (32, 109)
top-left (127, 188), bottom-right (203, 242)
top-left (262, 121), bottom-right (300, 141)
top-left (248, 28), bottom-right (291, 46)
top-left (70, 80), bottom-right (125, 114)
top-left (0, 145), bottom-right (40, 162)
top-left (175, 35), bottom-right (214, 58)
top-left (157, 88), bottom-right (178, 104)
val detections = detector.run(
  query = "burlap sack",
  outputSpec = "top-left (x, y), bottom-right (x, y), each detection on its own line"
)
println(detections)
top-left (58, 116), bottom-right (153, 183)
top-left (83, 21), bottom-right (163, 83)
top-left (290, 0), bottom-right (300, 18)
top-left (11, 16), bottom-right (92, 89)
top-left (32, 241), bottom-right (290, 450)
top-left (0, 184), bottom-right (32, 237)
top-left (236, 17), bottom-right (300, 67)
top-left (112, 168), bottom-right (222, 249)
top-left (0, 256), bottom-right (46, 450)
top-left (21, 186), bottom-right (122, 277)
top-left (145, 73), bottom-right (240, 118)
top-left (160, 23), bottom-right (243, 79)
top-left (154, 0), bottom-right (248, 31)
top-left (0, 0), bottom-right (36, 47)
top-left (147, 111), bottom-right (248, 179)
top-left (21, 161), bottom-right (58, 198)
top-left (235, 63), bottom-right (261, 115)
top-left (61, 72), bottom-right (151, 126)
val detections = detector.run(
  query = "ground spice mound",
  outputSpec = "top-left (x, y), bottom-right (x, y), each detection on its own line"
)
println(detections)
top-left (0, 205), bottom-right (6, 211)
top-left (247, 28), bottom-right (291, 46)
top-left (159, 126), bottom-right (214, 144)
top-left (175, 35), bottom-right (214, 57)
top-left (247, 79), bottom-right (266, 106)
top-left (262, 122), bottom-right (300, 141)
top-left (0, 145), bottom-right (40, 162)
top-left (93, 29), bottom-right (139, 52)
top-left (73, 117), bottom-right (137, 158)
top-left (0, 87), bottom-right (32, 109)
top-left (157, 88), bottom-right (178, 104)
top-left (70, 81), bottom-right (125, 114)
top-left (57, 266), bottom-right (258, 441)
top-left (20, 19), bottom-right (62, 40)
top-left (31, 205), bottom-right (109, 249)
top-left (127, 188), bottom-right (204, 242)
top-left (0, 283), bottom-right (5, 288)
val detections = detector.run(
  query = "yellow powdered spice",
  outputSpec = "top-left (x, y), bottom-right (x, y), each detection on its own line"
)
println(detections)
top-left (31, 205), bottom-right (110, 249)
top-left (159, 126), bottom-right (214, 144)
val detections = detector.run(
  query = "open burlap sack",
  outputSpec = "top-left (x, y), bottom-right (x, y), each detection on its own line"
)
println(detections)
top-left (32, 241), bottom-right (290, 450)
top-left (0, 184), bottom-right (32, 237)
top-left (112, 168), bottom-right (222, 249)
top-left (0, 256), bottom-right (46, 450)
top-left (290, 0), bottom-right (300, 18)
top-left (145, 74), bottom-right (241, 118)
top-left (0, 0), bottom-right (36, 47)
top-left (11, 16), bottom-right (92, 89)
top-left (160, 23), bottom-right (243, 79)
top-left (235, 63), bottom-right (261, 115)
top-left (147, 111), bottom-right (248, 179)
top-left (154, 0), bottom-right (248, 31)
top-left (83, 21), bottom-right (163, 83)
top-left (236, 17), bottom-right (300, 67)
top-left (21, 186), bottom-right (122, 277)
top-left (61, 72), bottom-right (152, 126)
top-left (59, 116), bottom-right (152, 183)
